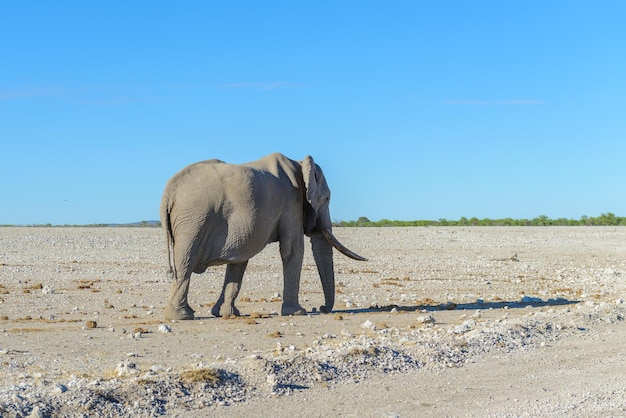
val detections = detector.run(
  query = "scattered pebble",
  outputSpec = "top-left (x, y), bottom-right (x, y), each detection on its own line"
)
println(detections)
top-left (361, 320), bottom-right (376, 330)
top-left (42, 285), bottom-right (55, 294)
top-left (417, 315), bottom-right (435, 325)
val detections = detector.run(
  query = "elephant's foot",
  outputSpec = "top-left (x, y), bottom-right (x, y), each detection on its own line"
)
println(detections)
top-left (211, 303), bottom-right (241, 317)
top-left (281, 302), bottom-right (307, 316)
top-left (319, 304), bottom-right (333, 314)
top-left (164, 304), bottom-right (195, 320)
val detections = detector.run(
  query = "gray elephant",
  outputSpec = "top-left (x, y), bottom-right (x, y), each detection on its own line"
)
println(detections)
top-left (160, 152), bottom-right (366, 320)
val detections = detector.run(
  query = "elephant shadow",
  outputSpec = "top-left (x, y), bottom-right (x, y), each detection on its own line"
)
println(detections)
top-left (331, 297), bottom-right (580, 315)
top-left (192, 298), bottom-right (579, 319)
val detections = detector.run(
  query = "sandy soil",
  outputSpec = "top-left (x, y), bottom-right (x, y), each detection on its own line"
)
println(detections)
top-left (0, 227), bottom-right (624, 417)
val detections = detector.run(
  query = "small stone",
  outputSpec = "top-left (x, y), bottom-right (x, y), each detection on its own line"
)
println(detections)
top-left (115, 360), bottom-right (139, 377)
top-left (42, 286), bottom-right (55, 294)
top-left (53, 383), bottom-right (68, 394)
top-left (454, 319), bottom-right (476, 334)
top-left (417, 314), bottom-right (435, 324)
top-left (28, 405), bottom-right (44, 418)
top-left (361, 320), bottom-right (376, 330)
top-left (85, 321), bottom-right (97, 329)
top-left (266, 373), bottom-right (278, 387)
top-left (158, 324), bottom-right (172, 333)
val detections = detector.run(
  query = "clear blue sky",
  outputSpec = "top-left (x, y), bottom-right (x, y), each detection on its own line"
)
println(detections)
top-left (2, 1), bottom-right (625, 225)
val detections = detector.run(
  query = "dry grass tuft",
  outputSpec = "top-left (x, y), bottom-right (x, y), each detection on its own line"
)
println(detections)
top-left (379, 277), bottom-right (405, 287)
top-left (348, 347), bottom-right (379, 357)
top-left (179, 368), bottom-right (221, 385)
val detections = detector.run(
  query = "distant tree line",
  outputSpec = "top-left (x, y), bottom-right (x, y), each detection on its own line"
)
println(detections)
top-left (334, 213), bottom-right (626, 227)
top-left (3, 214), bottom-right (625, 228)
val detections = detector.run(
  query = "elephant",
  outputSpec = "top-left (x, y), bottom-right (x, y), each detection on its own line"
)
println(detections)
top-left (160, 152), bottom-right (366, 320)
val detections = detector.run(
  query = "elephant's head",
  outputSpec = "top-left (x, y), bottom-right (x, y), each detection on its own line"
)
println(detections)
top-left (301, 156), bottom-right (367, 313)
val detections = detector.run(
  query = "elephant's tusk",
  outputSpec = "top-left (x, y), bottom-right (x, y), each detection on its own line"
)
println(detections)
top-left (321, 229), bottom-right (368, 261)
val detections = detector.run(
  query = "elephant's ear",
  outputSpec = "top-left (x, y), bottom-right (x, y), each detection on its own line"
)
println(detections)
top-left (302, 155), bottom-right (323, 212)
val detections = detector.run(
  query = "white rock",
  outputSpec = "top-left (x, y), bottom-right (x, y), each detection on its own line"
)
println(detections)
top-left (454, 319), bottom-right (476, 334)
top-left (53, 383), bottom-right (68, 394)
top-left (417, 314), bottom-right (435, 324)
top-left (361, 320), bottom-right (376, 330)
top-left (28, 405), bottom-right (44, 418)
top-left (115, 360), bottom-right (139, 377)
top-left (158, 324), bottom-right (172, 333)
top-left (266, 373), bottom-right (278, 386)
top-left (42, 286), bottom-right (55, 294)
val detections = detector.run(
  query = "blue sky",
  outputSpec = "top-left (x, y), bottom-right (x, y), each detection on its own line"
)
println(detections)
top-left (2, 1), bottom-right (625, 225)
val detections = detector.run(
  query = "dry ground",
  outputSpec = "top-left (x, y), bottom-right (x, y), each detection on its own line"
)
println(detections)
top-left (0, 227), bottom-right (624, 416)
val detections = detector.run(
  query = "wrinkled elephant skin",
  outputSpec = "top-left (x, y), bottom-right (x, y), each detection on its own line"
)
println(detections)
top-left (160, 153), bottom-right (366, 320)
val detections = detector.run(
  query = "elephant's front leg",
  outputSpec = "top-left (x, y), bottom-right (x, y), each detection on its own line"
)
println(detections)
top-left (212, 261), bottom-right (247, 317)
top-left (279, 236), bottom-right (307, 316)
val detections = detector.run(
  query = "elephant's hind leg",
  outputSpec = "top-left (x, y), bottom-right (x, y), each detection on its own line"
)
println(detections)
top-left (211, 261), bottom-right (247, 317)
top-left (165, 270), bottom-right (195, 320)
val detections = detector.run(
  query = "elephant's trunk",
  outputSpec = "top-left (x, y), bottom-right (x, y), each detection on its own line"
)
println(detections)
top-left (312, 229), bottom-right (367, 314)
top-left (310, 232), bottom-right (336, 313)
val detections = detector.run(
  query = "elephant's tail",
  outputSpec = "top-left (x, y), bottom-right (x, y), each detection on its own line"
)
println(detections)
top-left (160, 197), bottom-right (176, 281)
